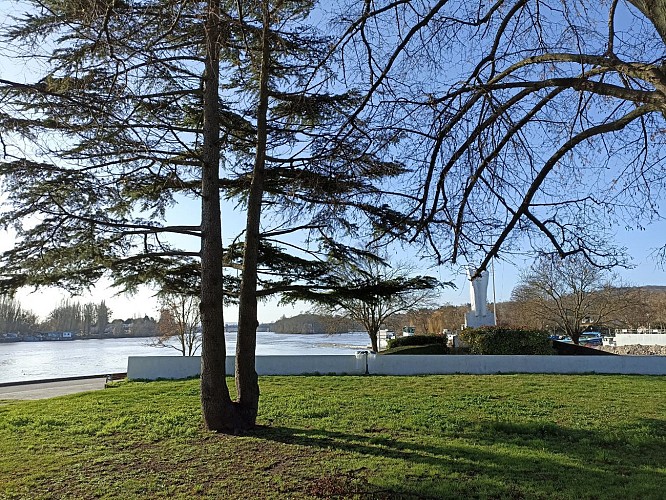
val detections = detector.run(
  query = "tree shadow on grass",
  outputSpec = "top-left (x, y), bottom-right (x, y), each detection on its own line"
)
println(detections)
top-left (252, 418), bottom-right (666, 499)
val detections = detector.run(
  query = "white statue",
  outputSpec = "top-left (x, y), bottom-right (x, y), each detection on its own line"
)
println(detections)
top-left (467, 268), bottom-right (489, 317)
top-left (464, 266), bottom-right (495, 328)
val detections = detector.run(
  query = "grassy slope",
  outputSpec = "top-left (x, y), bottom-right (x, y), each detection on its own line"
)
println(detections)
top-left (1, 375), bottom-right (665, 499)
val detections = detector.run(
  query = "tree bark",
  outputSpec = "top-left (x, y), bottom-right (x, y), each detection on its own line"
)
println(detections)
top-left (200, 0), bottom-right (242, 433)
top-left (234, 1), bottom-right (271, 428)
top-left (370, 332), bottom-right (379, 352)
top-left (368, 324), bottom-right (379, 352)
top-left (628, 0), bottom-right (666, 45)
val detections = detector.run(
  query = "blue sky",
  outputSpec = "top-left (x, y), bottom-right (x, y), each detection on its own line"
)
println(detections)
top-left (2, 0), bottom-right (666, 323)
top-left (7, 214), bottom-right (666, 323)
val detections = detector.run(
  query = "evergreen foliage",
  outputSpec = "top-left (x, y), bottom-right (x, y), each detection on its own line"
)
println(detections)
top-left (0, 0), bottom-right (400, 296)
top-left (459, 327), bottom-right (554, 355)
top-left (283, 254), bottom-right (445, 351)
top-left (0, 0), bottom-right (407, 431)
top-left (387, 334), bottom-right (447, 349)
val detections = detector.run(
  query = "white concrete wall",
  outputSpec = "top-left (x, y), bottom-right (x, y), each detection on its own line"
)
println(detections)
top-left (127, 356), bottom-right (213, 380)
top-left (255, 354), bottom-right (367, 375)
top-left (127, 353), bottom-right (367, 380)
top-left (368, 354), bottom-right (666, 375)
top-left (614, 334), bottom-right (666, 346)
top-left (128, 353), bottom-right (666, 379)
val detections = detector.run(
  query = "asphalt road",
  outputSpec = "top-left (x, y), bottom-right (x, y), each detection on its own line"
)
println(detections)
top-left (0, 377), bottom-right (108, 400)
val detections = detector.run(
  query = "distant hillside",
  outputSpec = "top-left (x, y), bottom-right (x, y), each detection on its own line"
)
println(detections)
top-left (270, 313), bottom-right (362, 334)
top-left (638, 285), bottom-right (666, 292)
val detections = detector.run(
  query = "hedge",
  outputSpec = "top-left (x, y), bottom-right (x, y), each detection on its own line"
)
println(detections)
top-left (458, 326), bottom-right (554, 355)
top-left (387, 334), bottom-right (447, 350)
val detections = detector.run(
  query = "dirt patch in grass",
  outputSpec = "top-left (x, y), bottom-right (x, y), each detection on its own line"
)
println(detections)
top-left (304, 470), bottom-right (398, 499)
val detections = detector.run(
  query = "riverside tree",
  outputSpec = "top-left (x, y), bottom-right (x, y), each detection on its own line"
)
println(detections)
top-left (0, 0), bottom-right (403, 431)
top-left (0, 296), bottom-right (37, 334)
top-left (512, 254), bottom-right (627, 344)
top-left (155, 293), bottom-right (202, 356)
top-left (284, 255), bottom-right (444, 352)
top-left (46, 300), bottom-right (110, 335)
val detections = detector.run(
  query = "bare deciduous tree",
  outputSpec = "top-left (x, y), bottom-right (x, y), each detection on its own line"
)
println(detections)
top-left (0, 296), bottom-right (36, 334)
top-left (336, 0), bottom-right (666, 272)
top-left (512, 254), bottom-right (630, 343)
top-left (154, 294), bottom-right (201, 356)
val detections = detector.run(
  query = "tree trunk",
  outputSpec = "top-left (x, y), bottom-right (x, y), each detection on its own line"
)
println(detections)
top-left (234, 1), bottom-right (271, 428)
top-left (369, 328), bottom-right (379, 352)
top-left (199, 0), bottom-right (243, 433)
top-left (565, 324), bottom-right (581, 345)
top-left (628, 1), bottom-right (666, 45)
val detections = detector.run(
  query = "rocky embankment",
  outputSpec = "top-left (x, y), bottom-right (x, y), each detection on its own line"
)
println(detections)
top-left (598, 345), bottom-right (666, 356)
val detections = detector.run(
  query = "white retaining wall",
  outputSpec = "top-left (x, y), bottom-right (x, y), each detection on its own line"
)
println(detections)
top-left (255, 353), bottom-right (367, 375)
top-left (127, 356), bottom-right (212, 380)
top-left (128, 355), bottom-right (368, 379)
top-left (367, 353), bottom-right (666, 375)
top-left (614, 334), bottom-right (666, 346)
top-left (127, 353), bottom-right (666, 380)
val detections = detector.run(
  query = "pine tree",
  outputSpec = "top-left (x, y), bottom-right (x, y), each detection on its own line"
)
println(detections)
top-left (0, 0), bottom-right (404, 431)
top-left (283, 254), bottom-right (444, 352)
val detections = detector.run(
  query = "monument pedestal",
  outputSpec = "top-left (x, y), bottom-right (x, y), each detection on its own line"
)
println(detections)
top-left (464, 312), bottom-right (495, 329)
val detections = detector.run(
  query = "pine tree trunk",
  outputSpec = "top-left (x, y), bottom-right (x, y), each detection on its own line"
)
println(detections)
top-left (199, 0), bottom-right (243, 433)
top-left (369, 329), bottom-right (379, 352)
top-left (234, 1), bottom-right (272, 428)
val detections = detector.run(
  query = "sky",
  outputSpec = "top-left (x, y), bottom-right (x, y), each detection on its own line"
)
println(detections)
top-left (7, 217), bottom-right (666, 323)
top-left (1, 1), bottom-right (666, 323)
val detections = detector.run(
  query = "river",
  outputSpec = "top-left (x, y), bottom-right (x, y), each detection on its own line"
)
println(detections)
top-left (0, 331), bottom-right (370, 384)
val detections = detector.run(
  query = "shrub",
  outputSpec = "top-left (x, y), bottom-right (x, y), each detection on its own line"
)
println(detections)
top-left (458, 327), bottom-right (553, 355)
top-left (387, 334), bottom-right (447, 350)
top-left (382, 344), bottom-right (448, 355)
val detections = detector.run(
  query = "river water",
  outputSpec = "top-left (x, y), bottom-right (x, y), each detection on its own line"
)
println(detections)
top-left (0, 331), bottom-right (370, 384)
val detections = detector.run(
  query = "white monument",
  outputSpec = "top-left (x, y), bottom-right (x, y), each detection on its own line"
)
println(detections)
top-left (464, 267), bottom-right (495, 328)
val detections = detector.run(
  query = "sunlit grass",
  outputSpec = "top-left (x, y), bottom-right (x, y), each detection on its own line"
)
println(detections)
top-left (1, 374), bottom-right (664, 499)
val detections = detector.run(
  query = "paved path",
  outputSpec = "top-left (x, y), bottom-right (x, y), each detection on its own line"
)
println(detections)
top-left (0, 377), bottom-right (108, 400)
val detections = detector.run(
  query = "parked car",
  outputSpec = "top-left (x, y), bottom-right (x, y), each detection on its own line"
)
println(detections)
top-left (553, 332), bottom-right (603, 346)
top-left (578, 332), bottom-right (603, 346)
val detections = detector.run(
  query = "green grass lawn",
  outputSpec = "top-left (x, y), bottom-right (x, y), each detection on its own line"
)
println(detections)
top-left (1, 375), bottom-right (664, 499)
